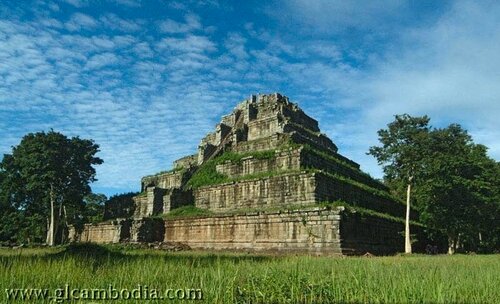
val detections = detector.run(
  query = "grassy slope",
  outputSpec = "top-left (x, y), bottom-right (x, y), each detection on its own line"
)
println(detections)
top-left (0, 245), bottom-right (498, 303)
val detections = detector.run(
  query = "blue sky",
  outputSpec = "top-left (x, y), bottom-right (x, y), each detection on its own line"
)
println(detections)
top-left (1, 0), bottom-right (499, 197)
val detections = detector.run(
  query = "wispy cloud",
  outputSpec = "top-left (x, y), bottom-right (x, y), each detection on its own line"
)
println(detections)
top-left (63, 0), bottom-right (89, 8)
top-left (100, 13), bottom-right (143, 32)
top-left (65, 12), bottom-right (98, 31)
top-left (159, 14), bottom-right (201, 34)
top-left (0, 12), bottom-right (226, 192)
top-left (0, 0), bottom-right (498, 196)
top-left (264, 0), bottom-right (500, 176)
top-left (112, 0), bottom-right (141, 8)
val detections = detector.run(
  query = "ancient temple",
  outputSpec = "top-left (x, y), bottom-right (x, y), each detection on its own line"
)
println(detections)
top-left (70, 93), bottom-right (425, 255)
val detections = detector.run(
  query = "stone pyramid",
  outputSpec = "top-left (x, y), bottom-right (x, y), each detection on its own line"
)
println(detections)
top-left (71, 93), bottom-right (429, 255)
top-left (134, 93), bottom-right (404, 219)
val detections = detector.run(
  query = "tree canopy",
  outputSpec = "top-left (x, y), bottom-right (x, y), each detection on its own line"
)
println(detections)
top-left (103, 192), bottom-right (137, 220)
top-left (0, 130), bottom-right (103, 245)
top-left (368, 114), bottom-right (431, 185)
top-left (417, 124), bottom-right (500, 253)
top-left (369, 115), bottom-right (499, 253)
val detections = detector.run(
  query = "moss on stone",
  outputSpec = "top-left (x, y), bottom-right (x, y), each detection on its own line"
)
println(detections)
top-left (185, 150), bottom-right (278, 189)
top-left (164, 205), bottom-right (212, 219)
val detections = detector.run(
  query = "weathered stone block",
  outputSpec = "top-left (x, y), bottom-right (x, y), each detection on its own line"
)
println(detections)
top-left (162, 189), bottom-right (194, 213)
top-left (163, 208), bottom-right (343, 254)
top-left (194, 172), bottom-right (317, 212)
top-left (68, 219), bottom-right (131, 243)
top-left (133, 187), bottom-right (166, 218)
top-left (130, 218), bottom-right (164, 243)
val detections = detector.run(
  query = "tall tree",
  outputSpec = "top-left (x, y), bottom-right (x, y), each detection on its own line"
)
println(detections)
top-left (368, 114), bottom-right (431, 253)
top-left (0, 130), bottom-right (102, 245)
top-left (370, 116), bottom-right (499, 253)
top-left (417, 125), bottom-right (500, 253)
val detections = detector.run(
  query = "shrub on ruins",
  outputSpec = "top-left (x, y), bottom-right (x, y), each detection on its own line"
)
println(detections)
top-left (0, 130), bottom-right (102, 246)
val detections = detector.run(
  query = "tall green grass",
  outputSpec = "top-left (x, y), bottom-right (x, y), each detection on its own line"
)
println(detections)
top-left (0, 245), bottom-right (498, 303)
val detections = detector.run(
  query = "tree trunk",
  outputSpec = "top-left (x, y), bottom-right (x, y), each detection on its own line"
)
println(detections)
top-left (55, 199), bottom-right (64, 244)
top-left (448, 235), bottom-right (456, 254)
top-left (61, 205), bottom-right (68, 244)
top-left (405, 182), bottom-right (412, 254)
top-left (45, 218), bottom-right (50, 244)
top-left (46, 185), bottom-right (57, 246)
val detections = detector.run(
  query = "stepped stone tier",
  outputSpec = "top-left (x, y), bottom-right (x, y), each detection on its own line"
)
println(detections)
top-left (70, 93), bottom-right (426, 255)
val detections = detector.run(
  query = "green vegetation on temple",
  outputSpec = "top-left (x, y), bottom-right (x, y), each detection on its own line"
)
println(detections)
top-left (185, 150), bottom-right (278, 189)
top-left (163, 205), bottom-right (212, 219)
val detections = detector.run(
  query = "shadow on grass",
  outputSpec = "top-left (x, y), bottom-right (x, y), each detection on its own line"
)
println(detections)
top-left (0, 243), bottom-right (273, 268)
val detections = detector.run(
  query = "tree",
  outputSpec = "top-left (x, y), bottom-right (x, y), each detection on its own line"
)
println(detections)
top-left (103, 192), bottom-right (138, 220)
top-left (0, 154), bottom-right (46, 244)
top-left (0, 130), bottom-right (102, 246)
top-left (368, 114), bottom-right (431, 253)
top-left (417, 125), bottom-right (500, 253)
top-left (67, 193), bottom-right (107, 236)
top-left (370, 116), bottom-right (500, 254)
top-left (82, 193), bottom-right (107, 224)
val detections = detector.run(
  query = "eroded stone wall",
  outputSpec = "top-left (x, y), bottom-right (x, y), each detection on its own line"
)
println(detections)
top-left (173, 154), bottom-right (197, 169)
top-left (215, 147), bottom-right (384, 192)
top-left (141, 171), bottom-right (184, 191)
top-left (192, 168), bottom-right (404, 217)
top-left (215, 148), bottom-right (301, 178)
top-left (69, 219), bottom-right (131, 243)
top-left (130, 218), bottom-right (165, 243)
top-left (314, 173), bottom-right (406, 217)
top-left (69, 208), bottom-right (416, 255)
top-left (232, 133), bottom-right (289, 153)
top-left (132, 195), bottom-right (148, 218)
top-left (163, 208), bottom-right (342, 253)
top-left (301, 151), bottom-right (385, 191)
top-left (133, 187), bottom-right (166, 217)
top-left (162, 189), bottom-right (194, 213)
top-left (194, 172), bottom-right (317, 212)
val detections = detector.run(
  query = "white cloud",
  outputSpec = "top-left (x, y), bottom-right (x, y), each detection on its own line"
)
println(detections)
top-left (39, 18), bottom-right (64, 28)
top-left (360, 0), bottom-right (500, 162)
top-left (267, 0), bottom-right (406, 33)
top-left (159, 14), bottom-right (201, 33)
top-left (254, 0), bottom-right (500, 177)
top-left (157, 35), bottom-right (216, 53)
top-left (112, 0), bottom-right (141, 7)
top-left (85, 52), bottom-right (120, 70)
top-left (0, 14), bottom-right (226, 194)
top-left (1, 0), bottom-right (498, 197)
top-left (65, 13), bottom-right (98, 31)
top-left (100, 14), bottom-right (143, 32)
top-left (63, 0), bottom-right (89, 7)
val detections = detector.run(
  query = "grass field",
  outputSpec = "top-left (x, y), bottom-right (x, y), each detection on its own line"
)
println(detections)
top-left (0, 244), bottom-right (498, 303)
